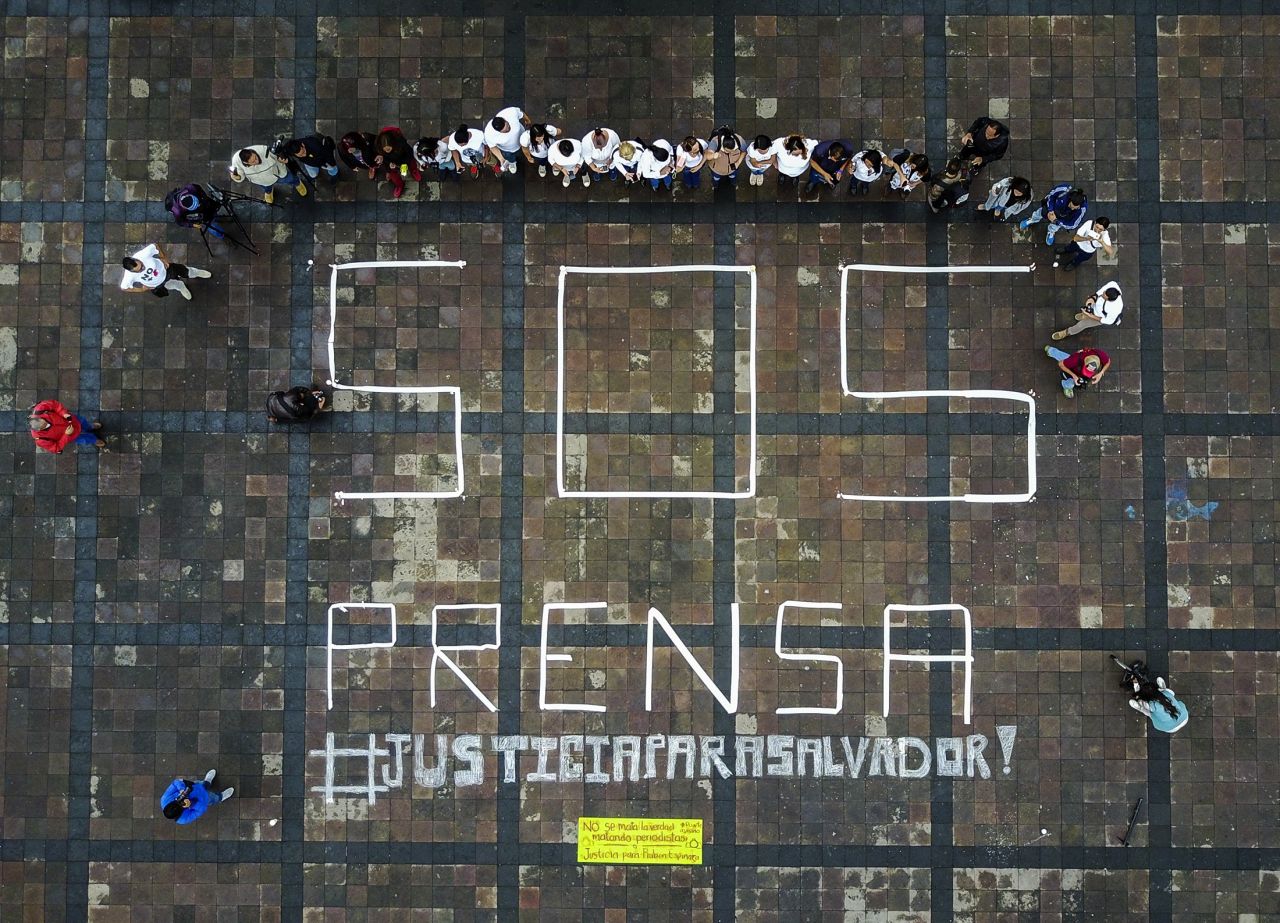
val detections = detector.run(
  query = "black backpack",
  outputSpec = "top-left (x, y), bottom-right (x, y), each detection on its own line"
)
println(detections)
top-left (266, 389), bottom-right (317, 423)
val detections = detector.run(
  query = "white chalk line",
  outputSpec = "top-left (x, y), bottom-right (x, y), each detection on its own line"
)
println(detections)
top-left (882, 604), bottom-right (973, 726)
top-left (327, 259), bottom-right (468, 502)
top-left (555, 264), bottom-right (758, 499)
top-left (431, 604), bottom-right (501, 713)
top-left (326, 603), bottom-right (397, 711)
top-left (838, 262), bottom-right (1037, 504)
top-left (775, 601), bottom-right (843, 716)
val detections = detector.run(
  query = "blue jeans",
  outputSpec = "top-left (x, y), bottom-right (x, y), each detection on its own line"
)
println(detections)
top-left (711, 170), bottom-right (737, 187)
top-left (648, 175), bottom-right (673, 190)
top-left (203, 782), bottom-right (223, 805)
top-left (1045, 347), bottom-right (1076, 394)
top-left (498, 148), bottom-right (519, 163)
top-left (273, 171), bottom-right (300, 190)
top-left (73, 415), bottom-right (98, 445)
top-left (301, 162), bottom-right (338, 179)
top-left (680, 167), bottom-right (702, 188)
top-left (1057, 242), bottom-right (1094, 267)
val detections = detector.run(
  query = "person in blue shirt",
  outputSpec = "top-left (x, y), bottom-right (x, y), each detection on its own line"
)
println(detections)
top-left (1018, 183), bottom-right (1088, 247)
top-left (1128, 676), bottom-right (1189, 733)
top-left (805, 139), bottom-right (854, 196)
top-left (161, 770), bottom-right (234, 824)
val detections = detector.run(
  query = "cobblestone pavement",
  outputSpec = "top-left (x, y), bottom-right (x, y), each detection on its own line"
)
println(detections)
top-left (2, 2), bottom-right (1278, 921)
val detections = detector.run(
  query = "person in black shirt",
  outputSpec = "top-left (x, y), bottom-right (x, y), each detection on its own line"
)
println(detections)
top-left (266, 386), bottom-right (328, 424)
top-left (288, 134), bottom-right (340, 185)
top-left (805, 139), bottom-right (853, 196)
top-left (956, 116), bottom-right (1009, 174)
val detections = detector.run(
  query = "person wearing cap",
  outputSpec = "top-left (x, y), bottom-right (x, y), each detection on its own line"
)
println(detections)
top-left (228, 143), bottom-right (305, 205)
top-left (1051, 282), bottom-right (1124, 339)
top-left (1043, 344), bottom-right (1110, 399)
top-left (161, 771), bottom-right (234, 825)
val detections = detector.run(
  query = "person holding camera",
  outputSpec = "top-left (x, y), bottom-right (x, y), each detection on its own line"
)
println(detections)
top-left (228, 141), bottom-right (306, 204)
top-left (161, 770), bottom-right (234, 825)
top-left (1042, 344), bottom-right (1109, 399)
top-left (287, 134), bottom-right (340, 186)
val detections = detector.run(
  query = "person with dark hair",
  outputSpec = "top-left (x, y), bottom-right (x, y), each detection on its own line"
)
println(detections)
top-left (1052, 282), bottom-right (1124, 339)
top-left (927, 157), bottom-right (972, 213)
top-left (883, 149), bottom-right (930, 199)
top-left (520, 123), bottom-right (560, 177)
top-left (638, 139), bottom-right (675, 192)
top-left (228, 143), bottom-right (304, 205)
top-left (484, 106), bottom-right (532, 176)
top-left (675, 135), bottom-right (709, 190)
top-left (447, 124), bottom-right (488, 180)
top-left (804, 137), bottom-right (853, 196)
top-left (1128, 675), bottom-right (1189, 733)
top-left (745, 134), bottom-right (775, 186)
top-left (1053, 217), bottom-right (1116, 269)
top-left (581, 127), bottom-right (621, 187)
top-left (976, 175), bottom-right (1033, 222)
top-left (120, 242), bottom-right (210, 300)
top-left (374, 126), bottom-right (421, 198)
top-left (414, 136), bottom-right (455, 181)
top-left (847, 148), bottom-right (884, 196)
top-left (266, 386), bottom-right (328, 424)
top-left (955, 115), bottom-right (1010, 174)
top-left (338, 131), bottom-right (377, 175)
top-left (1042, 344), bottom-right (1110, 399)
top-left (165, 183), bottom-right (225, 237)
top-left (771, 133), bottom-right (817, 189)
top-left (29, 398), bottom-right (104, 453)
top-left (161, 771), bottom-right (234, 825)
top-left (1019, 182), bottom-right (1088, 246)
top-left (548, 136), bottom-right (585, 188)
top-left (287, 134), bottom-right (340, 186)
top-left (706, 127), bottom-right (746, 188)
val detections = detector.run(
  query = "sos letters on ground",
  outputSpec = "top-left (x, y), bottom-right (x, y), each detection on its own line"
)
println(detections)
top-left (578, 817), bottom-right (703, 865)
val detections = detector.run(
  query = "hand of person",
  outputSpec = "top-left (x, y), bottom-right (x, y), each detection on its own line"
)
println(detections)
top-left (1047, 211), bottom-right (1057, 222)
top-left (368, 167), bottom-right (376, 179)
top-left (960, 132), bottom-right (973, 146)
top-left (993, 209), bottom-right (1003, 219)
top-left (970, 156), bottom-right (983, 168)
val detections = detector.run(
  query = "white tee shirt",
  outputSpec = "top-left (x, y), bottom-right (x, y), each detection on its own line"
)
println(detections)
top-left (611, 142), bottom-right (645, 174)
top-left (771, 137), bottom-right (816, 177)
top-left (638, 140), bottom-right (675, 179)
top-left (483, 107), bottom-right (525, 153)
top-left (1074, 220), bottom-right (1113, 254)
top-left (1090, 283), bottom-right (1124, 324)
top-left (851, 151), bottom-right (884, 182)
top-left (746, 144), bottom-right (774, 171)
top-left (448, 128), bottom-right (487, 163)
top-left (414, 138), bottom-right (451, 169)
top-left (120, 244), bottom-right (166, 290)
top-left (548, 138), bottom-right (583, 170)
top-left (580, 128), bottom-right (620, 168)
top-left (676, 139), bottom-right (709, 171)
top-left (519, 125), bottom-right (559, 159)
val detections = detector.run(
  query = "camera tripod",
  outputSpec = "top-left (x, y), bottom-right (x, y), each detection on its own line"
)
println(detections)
top-left (194, 183), bottom-right (278, 256)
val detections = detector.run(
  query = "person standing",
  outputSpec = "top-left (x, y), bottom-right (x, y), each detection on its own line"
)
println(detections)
top-left (706, 127), bottom-right (746, 189)
top-left (927, 158), bottom-right (972, 213)
top-left (484, 107), bottom-right (532, 176)
top-left (338, 131), bottom-right (377, 176)
top-left (447, 124), bottom-right (488, 180)
top-left (228, 144), bottom-right (305, 204)
top-left (955, 116), bottom-right (1010, 174)
top-left (883, 149), bottom-right (930, 199)
top-left (771, 134), bottom-right (817, 189)
top-left (548, 137), bottom-right (585, 188)
top-left (1051, 282), bottom-right (1124, 339)
top-left (266, 386), bottom-right (327, 424)
top-left (29, 399), bottom-right (104, 453)
top-left (675, 135), bottom-right (709, 190)
top-left (1043, 344), bottom-right (1110, 399)
top-left (975, 175), bottom-right (1033, 222)
top-left (161, 771), bottom-right (234, 825)
top-left (580, 127), bottom-right (621, 187)
top-left (744, 134), bottom-right (775, 186)
top-left (804, 138), bottom-right (853, 196)
top-left (414, 136), bottom-right (455, 181)
top-left (1053, 217), bottom-right (1116, 270)
top-left (611, 139), bottom-right (645, 185)
top-left (287, 134), bottom-right (340, 186)
top-left (638, 139), bottom-right (675, 191)
top-left (120, 242), bottom-right (211, 301)
top-left (1019, 183), bottom-right (1088, 246)
top-left (847, 148), bottom-right (884, 196)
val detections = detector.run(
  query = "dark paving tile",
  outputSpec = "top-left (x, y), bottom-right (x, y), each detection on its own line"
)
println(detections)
top-left (0, 860), bottom-right (67, 923)
top-left (737, 866), bottom-right (928, 921)
top-left (0, 644), bottom-right (72, 840)
top-left (520, 864), bottom-right (713, 922)
top-left (1172, 868), bottom-right (1280, 922)
top-left (304, 863), bottom-right (499, 921)
top-left (954, 867), bottom-right (1149, 920)
top-left (87, 861), bottom-right (282, 920)
top-left (0, 435), bottom-right (80, 623)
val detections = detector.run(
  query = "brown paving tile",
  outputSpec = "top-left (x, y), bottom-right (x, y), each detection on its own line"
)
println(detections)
top-left (737, 866), bottom-right (929, 921)
top-left (304, 863), bottom-right (498, 921)
top-left (87, 861), bottom-right (282, 921)
top-left (0, 860), bottom-right (66, 923)
top-left (954, 867), bottom-right (1149, 920)
top-left (1157, 15), bottom-right (1280, 201)
top-left (519, 864), bottom-right (713, 922)
top-left (1172, 869), bottom-right (1280, 922)
top-left (0, 645), bottom-right (72, 840)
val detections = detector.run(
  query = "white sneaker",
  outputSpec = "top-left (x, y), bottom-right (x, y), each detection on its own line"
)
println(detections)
top-left (204, 769), bottom-right (216, 783)
top-left (538, 165), bottom-right (547, 177)
top-left (506, 160), bottom-right (517, 174)
top-left (220, 788), bottom-right (234, 801)
top-left (582, 173), bottom-right (591, 187)
top-left (561, 174), bottom-right (571, 188)
top-left (189, 267), bottom-right (211, 279)
top-left (172, 281), bottom-right (192, 301)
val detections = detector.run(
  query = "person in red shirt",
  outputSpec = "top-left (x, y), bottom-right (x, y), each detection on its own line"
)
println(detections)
top-left (28, 399), bottom-right (105, 453)
top-left (1043, 346), bottom-right (1110, 399)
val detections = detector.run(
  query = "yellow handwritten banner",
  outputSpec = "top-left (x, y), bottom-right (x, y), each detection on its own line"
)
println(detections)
top-left (577, 817), bottom-right (703, 865)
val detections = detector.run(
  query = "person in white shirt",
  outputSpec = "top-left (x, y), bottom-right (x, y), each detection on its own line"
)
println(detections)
top-left (414, 136), bottom-right (456, 180)
top-left (638, 139), bottom-right (675, 191)
top-left (883, 149), bottom-right (931, 199)
top-left (520, 124), bottom-right (559, 178)
top-left (611, 140), bottom-right (645, 185)
top-left (483, 106), bottom-right (531, 176)
top-left (119, 243), bottom-right (210, 301)
top-left (548, 137), bottom-right (584, 188)
top-left (675, 135), bottom-right (709, 189)
top-left (1052, 282), bottom-right (1124, 339)
top-left (848, 149), bottom-right (884, 196)
top-left (580, 127), bottom-right (620, 187)
top-left (770, 134), bottom-right (816, 188)
top-left (1054, 217), bottom-right (1116, 270)
top-left (745, 134), bottom-right (775, 186)
top-left (447, 124), bottom-right (489, 179)
top-left (228, 144), bottom-right (304, 205)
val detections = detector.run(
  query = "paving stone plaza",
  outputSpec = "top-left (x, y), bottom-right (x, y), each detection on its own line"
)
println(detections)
top-left (2, 1), bottom-right (1279, 920)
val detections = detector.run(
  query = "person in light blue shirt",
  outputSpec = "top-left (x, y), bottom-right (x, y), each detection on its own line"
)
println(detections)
top-left (161, 770), bottom-right (234, 824)
top-left (1128, 676), bottom-right (1189, 733)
